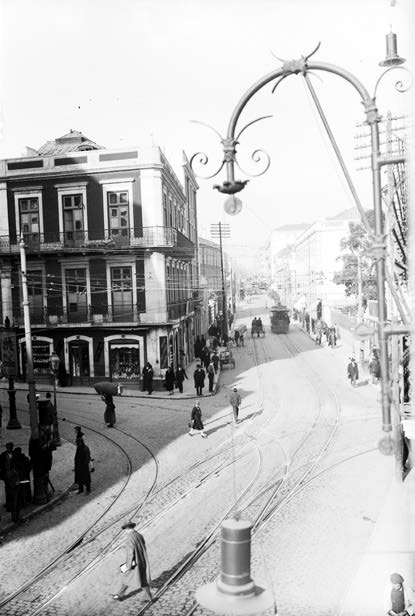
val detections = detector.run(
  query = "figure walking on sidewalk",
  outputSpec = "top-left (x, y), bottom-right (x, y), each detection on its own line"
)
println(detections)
top-left (141, 362), bottom-right (154, 395)
top-left (193, 365), bottom-right (205, 396)
top-left (175, 366), bottom-right (188, 393)
top-left (347, 357), bottom-right (359, 386)
top-left (112, 521), bottom-right (152, 603)
top-left (207, 363), bottom-right (215, 393)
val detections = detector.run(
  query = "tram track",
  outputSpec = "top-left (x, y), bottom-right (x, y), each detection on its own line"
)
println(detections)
top-left (149, 319), bottom-right (345, 616)
top-left (2, 393), bottom-right (269, 615)
top-left (0, 409), bottom-right (158, 615)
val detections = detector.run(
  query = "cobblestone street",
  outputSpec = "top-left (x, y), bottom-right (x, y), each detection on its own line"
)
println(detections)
top-left (0, 299), bottom-right (401, 615)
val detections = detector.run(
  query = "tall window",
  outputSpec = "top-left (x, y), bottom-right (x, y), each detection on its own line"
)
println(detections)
top-left (108, 191), bottom-right (129, 240)
top-left (27, 270), bottom-right (43, 321)
top-left (19, 198), bottom-right (39, 243)
top-left (111, 266), bottom-right (133, 322)
top-left (65, 268), bottom-right (87, 321)
top-left (63, 194), bottom-right (84, 245)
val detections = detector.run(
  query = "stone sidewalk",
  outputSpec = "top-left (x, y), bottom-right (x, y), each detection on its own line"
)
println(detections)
top-left (294, 315), bottom-right (415, 613)
top-left (0, 424), bottom-right (75, 535)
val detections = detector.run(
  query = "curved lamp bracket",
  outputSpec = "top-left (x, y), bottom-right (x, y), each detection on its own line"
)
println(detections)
top-left (374, 65), bottom-right (412, 99)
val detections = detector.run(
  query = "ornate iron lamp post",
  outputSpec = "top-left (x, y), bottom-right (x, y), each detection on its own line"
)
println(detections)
top-left (49, 350), bottom-right (61, 446)
top-left (191, 40), bottom-right (410, 450)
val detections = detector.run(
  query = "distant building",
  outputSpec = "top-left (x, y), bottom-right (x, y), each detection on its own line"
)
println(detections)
top-left (292, 209), bottom-right (360, 319)
top-left (0, 131), bottom-right (199, 388)
top-left (198, 237), bottom-right (231, 333)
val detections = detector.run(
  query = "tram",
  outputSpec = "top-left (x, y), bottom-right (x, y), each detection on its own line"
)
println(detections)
top-left (269, 304), bottom-right (290, 334)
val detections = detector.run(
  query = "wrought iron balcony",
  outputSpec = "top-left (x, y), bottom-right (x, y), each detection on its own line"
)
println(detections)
top-left (0, 226), bottom-right (195, 256)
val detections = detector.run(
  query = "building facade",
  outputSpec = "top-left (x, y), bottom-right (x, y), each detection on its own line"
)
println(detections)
top-left (0, 131), bottom-right (199, 388)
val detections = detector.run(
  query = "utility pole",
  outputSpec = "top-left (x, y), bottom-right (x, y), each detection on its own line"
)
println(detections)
top-left (20, 239), bottom-right (47, 504)
top-left (211, 223), bottom-right (230, 341)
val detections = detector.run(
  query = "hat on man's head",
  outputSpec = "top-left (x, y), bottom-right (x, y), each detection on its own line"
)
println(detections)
top-left (390, 573), bottom-right (404, 584)
top-left (121, 520), bottom-right (136, 529)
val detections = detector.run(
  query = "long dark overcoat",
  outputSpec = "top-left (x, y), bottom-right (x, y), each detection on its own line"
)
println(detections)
top-left (191, 405), bottom-right (204, 430)
top-left (104, 399), bottom-right (116, 425)
top-left (193, 368), bottom-right (205, 388)
top-left (121, 531), bottom-right (151, 589)
top-left (74, 442), bottom-right (91, 486)
top-left (165, 368), bottom-right (176, 392)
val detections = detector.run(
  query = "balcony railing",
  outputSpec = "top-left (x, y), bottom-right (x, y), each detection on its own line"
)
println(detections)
top-left (11, 304), bottom-right (145, 327)
top-left (0, 227), bottom-right (195, 255)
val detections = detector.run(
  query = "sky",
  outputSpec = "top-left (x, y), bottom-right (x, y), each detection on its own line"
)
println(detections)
top-left (0, 0), bottom-right (413, 251)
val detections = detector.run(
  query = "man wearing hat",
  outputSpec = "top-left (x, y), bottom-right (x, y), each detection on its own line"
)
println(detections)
top-left (112, 521), bottom-right (152, 603)
top-left (384, 572), bottom-right (413, 615)
top-left (347, 357), bottom-right (359, 386)
top-left (229, 387), bottom-right (241, 425)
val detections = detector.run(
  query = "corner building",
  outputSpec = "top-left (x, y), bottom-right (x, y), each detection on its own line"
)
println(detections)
top-left (0, 131), bottom-right (200, 388)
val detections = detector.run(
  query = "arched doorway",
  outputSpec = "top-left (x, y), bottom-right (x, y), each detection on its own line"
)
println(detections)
top-left (68, 340), bottom-right (90, 384)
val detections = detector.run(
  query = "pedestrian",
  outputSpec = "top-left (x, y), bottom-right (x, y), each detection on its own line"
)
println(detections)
top-left (175, 365), bottom-right (188, 393)
top-left (202, 347), bottom-right (211, 371)
top-left (347, 357), bottom-right (359, 386)
top-left (384, 572), bottom-right (413, 615)
top-left (13, 446), bottom-right (32, 506)
top-left (29, 439), bottom-right (53, 502)
top-left (369, 354), bottom-right (381, 384)
top-left (239, 332), bottom-right (244, 347)
top-left (193, 365), bottom-right (205, 396)
top-left (194, 335), bottom-right (202, 361)
top-left (74, 435), bottom-right (92, 494)
top-left (200, 335), bottom-right (206, 349)
top-left (229, 387), bottom-right (242, 425)
top-left (112, 521), bottom-right (152, 602)
top-left (141, 362), bottom-right (154, 395)
top-left (234, 329), bottom-right (240, 347)
top-left (0, 442), bottom-right (19, 520)
top-left (74, 426), bottom-right (84, 441)
top-left (45, 392), bottom-right (60, 445)
top-left (164, 365), bottom-right (175, 395)
top-left (207, 363), bottom-right (215, 393)
top-left (188, 401), bottom-right (207, 438)
top-left (103, 393), bottom-right (116, 427)
top-left (212, 352), bottom-right (219, 375)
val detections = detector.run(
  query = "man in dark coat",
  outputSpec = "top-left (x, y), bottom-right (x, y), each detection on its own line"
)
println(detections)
top-left (112, 521), bottom-right (152, 602)
top-left (175, 366), bottom-right (188, 393)
top-left (14, 447), bottom-right (32, 506)
top-left (164, 365), bottom-right (175, 395)
top-left (141, 363), bottom-right (154, 395)
top-left (347, 358), bottom-right (359, 386)
top-left (202, 347), bottom-right (211, 371)
top-left (212, 352), bottom-right (219, 374)
top-left (74, 436), bottom-right (92, 494)
top-left (193, 365), bottom-right (205, 396)
top-left (0, 442), bottom-right (19, 519)
top-left (194, 335), bottom-right (202, 360)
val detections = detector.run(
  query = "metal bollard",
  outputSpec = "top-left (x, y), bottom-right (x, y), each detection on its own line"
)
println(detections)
top-left (195, 518), bottom-right (274, 615)
top-left (216, 518), bottom-right (255, 597)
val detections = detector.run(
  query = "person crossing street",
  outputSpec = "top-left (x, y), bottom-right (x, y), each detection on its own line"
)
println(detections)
top-left (229, 387), bottom-right (241, 425)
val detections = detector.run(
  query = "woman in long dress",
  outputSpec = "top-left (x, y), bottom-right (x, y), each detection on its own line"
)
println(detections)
top-left (103, 393), bottom-right (116, 427)
top-left (188, 401), bottom-right (207, 438)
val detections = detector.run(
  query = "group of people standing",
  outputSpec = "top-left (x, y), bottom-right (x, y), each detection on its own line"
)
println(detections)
top-left (0, 442), bottom-right (32, 523)
top-left (163, 365), bottom-right (189, 395)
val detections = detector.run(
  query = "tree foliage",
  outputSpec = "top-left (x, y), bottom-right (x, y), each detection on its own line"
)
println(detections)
top-left (333, 211), bottom-right (377, 302)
